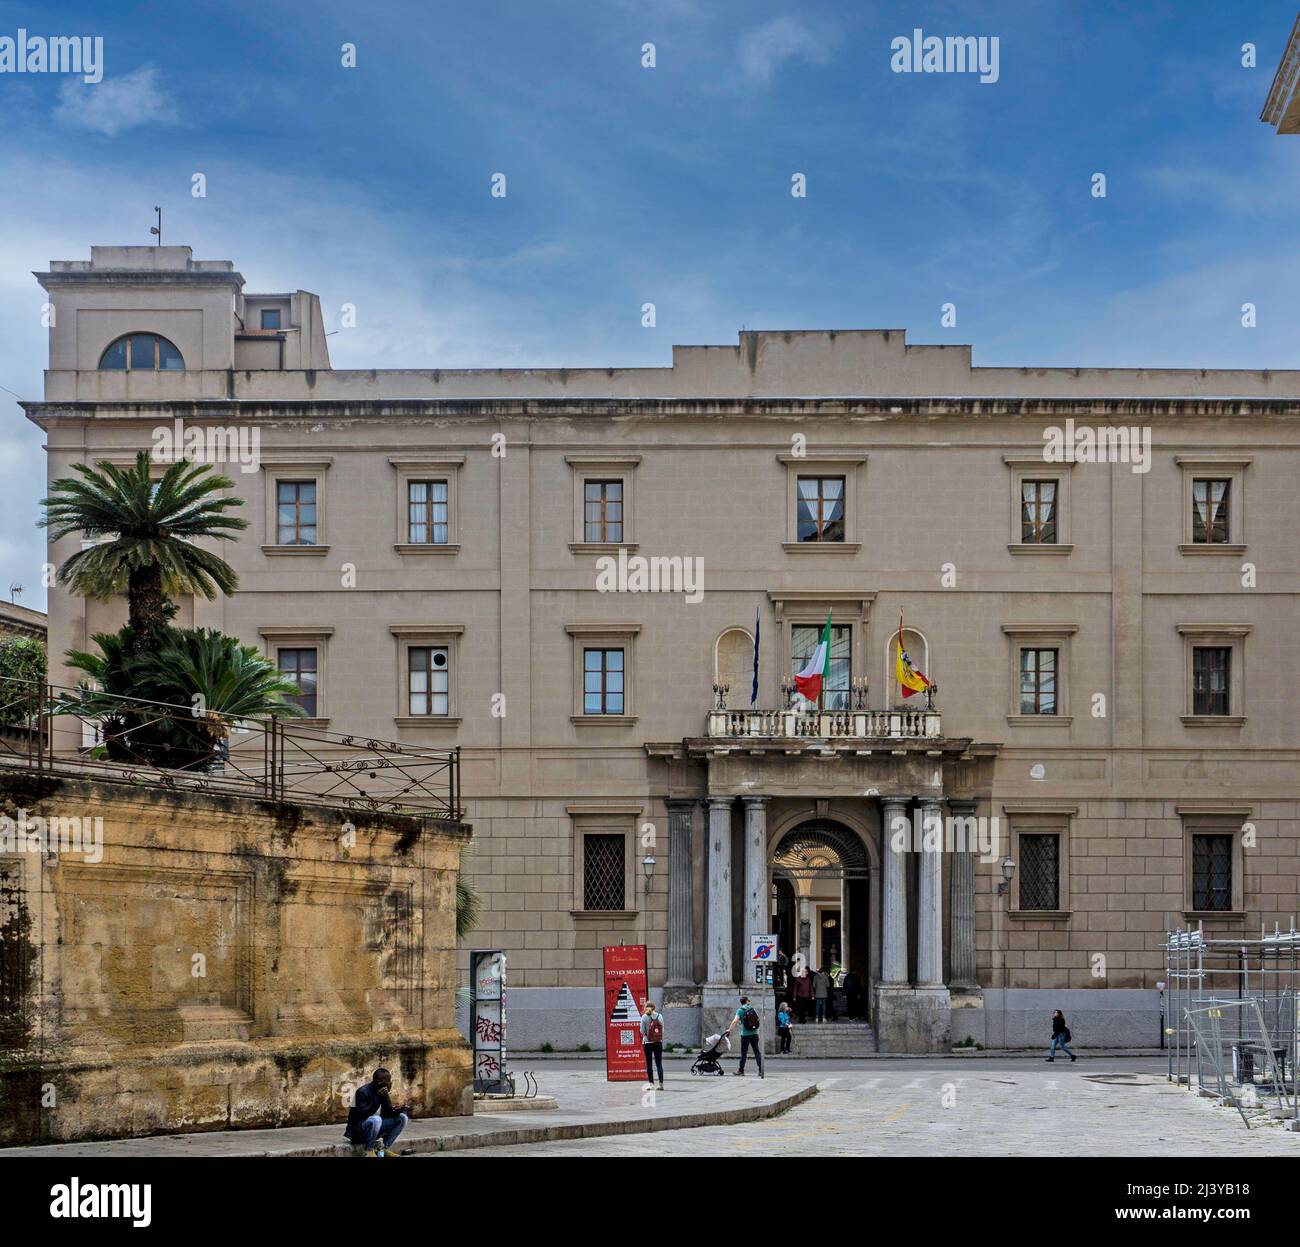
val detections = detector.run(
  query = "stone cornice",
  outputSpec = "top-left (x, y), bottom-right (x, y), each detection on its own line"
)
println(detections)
top-left (21, 395), bottom-right (1300, 426)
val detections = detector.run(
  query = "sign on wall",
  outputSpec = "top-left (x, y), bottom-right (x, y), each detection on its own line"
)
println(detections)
top-left (470, 949), bottom-right (508, 1094)
top-left (602, 944), bottom-right (649, 1082)
top-left (750, 935), bottom-right (778, 962)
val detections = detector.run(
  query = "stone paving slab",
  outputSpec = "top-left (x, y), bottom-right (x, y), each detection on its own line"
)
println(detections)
top-left (433, 1058), bottom-right (1300, 1157)
top-left (0, 1071), bottom-right (815, 1158)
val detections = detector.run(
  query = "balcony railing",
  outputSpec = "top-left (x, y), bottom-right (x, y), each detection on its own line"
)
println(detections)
top-left (706, 707), bottom-right (941, 740)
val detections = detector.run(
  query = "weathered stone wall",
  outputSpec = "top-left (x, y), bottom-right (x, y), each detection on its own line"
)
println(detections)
top-left (0, 766), bottom-right (472, 1145)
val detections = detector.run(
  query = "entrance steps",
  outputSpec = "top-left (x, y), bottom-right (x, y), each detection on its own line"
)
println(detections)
top-left (776, 1020), bottom-right (878, 1058)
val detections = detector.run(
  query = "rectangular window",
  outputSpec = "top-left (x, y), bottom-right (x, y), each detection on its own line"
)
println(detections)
top-left (1192, 647), bottom-right (1231, 715)
top-left (277, 648), bottom-right (318, 717)
top-left (407, 480), bottom-right (449, 545)
top-left (583, 834), bottom-right (626, 911)
top-left (1019, 648), bottom-right (1058, 715)
top-left (260, 308), bottom-right (282, 330)
top-left (1191, 479), bottom-right (1231, 544)
top-left (1018, 834), bottom-right (1060, 910)
top-left (791, 624), bottom-right (851, 709)
top-left (583, 480), bottom-right (623, 543)
top-left (1191, 834), bottom-right (1233, 911)
top-left (408, 646), bottom-right (450, 716)
top-left (1020, 480), bottom-right (1058, 544)
top-left (796, 476), bottom-right (845, 542)
top-left (583, 648), bottom-right (624, 715)
top-left (276, 480), bottom-right (317, 545)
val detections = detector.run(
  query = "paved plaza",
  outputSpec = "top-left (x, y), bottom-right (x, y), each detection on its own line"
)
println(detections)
top-left (437, 1058), bottom-right (1300, 1158)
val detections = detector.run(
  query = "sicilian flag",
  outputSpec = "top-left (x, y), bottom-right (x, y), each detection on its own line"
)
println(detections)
top-left (794, 611), bottom-right (832, 703)
top-left (896, 613), bottom-right (931, 699)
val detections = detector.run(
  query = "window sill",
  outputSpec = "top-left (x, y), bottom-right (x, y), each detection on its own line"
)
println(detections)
top-left (261, 544), bottom-right (331, 556)
top-left (1009, 909), bottom-right (1072, 921)
top-left (570, 909), bottom-right (638, 921)
top-left (394, 543), bottom-right (461, 555)
top-left (781, 542), bottom-right (861, 554)
top-left (1180, 715), bottom-right (1245, 728)
top-left (393, 715), bottom-right (462, 728)
top-left (1183, 910), bottom-right (1246, 922)
top-left (282, 717), bottom-right (331, 730)
top-left (1178, 543), bottom-right (1246, 556)
top-left (571, 714), bottom-right (639, 726)
top-left (1007, 543), bottom-right (1074, 556)
top-left (568, 542), bottom-right (638, 555)
top-left (1006, 714), bottom-right (1073, 726)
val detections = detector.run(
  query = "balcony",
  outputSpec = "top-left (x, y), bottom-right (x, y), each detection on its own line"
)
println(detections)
top-left (706, 707), bottom-right (941, 741)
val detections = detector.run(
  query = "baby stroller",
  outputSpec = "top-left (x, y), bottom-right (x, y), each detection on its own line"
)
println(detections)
top-left (690, 1032), bottom-right (732, 1076)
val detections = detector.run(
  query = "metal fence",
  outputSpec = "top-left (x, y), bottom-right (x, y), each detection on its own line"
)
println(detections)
top-left (0, 676), bottom-right (461, 820)
top-left (1163, 924), bottom-right (1300, 1129)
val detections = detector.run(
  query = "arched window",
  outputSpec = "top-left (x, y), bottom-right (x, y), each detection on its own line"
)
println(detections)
top-left (99, 333), bottom-right (185, 371)
top-left (714, 627), bottom-right (754, 706)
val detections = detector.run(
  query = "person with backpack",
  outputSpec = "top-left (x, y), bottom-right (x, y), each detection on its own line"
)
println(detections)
top-left (640, 999), bottom-right (665, 1089)
top-left (1047, 1009), bottom-right (1076, 1062)
top-left (776, 1000), bottom-right (793, 1054)
top-left (723, 994), bottom-right (764, 1077)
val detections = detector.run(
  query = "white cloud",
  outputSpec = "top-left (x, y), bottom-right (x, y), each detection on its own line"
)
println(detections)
top-left (738, 17), bottom-right (833, 84)
top-left (54, 66), bottom-right (177, 136)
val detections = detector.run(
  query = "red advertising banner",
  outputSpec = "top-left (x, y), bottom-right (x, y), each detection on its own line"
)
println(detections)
top-left (602, 944), bottom-right (649, 1082)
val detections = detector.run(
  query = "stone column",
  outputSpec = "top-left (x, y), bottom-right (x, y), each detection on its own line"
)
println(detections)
top-left (798, 895), bottom-right (812, 963)
top-left (947, 798), bottom-right (978, 991)
top-left (705, 797), bottom-right (734, 986)
top-left (916, 796), bottom-right (946, 988)
top-left (879, 795), bottom-right (911, 985)
top-left (741, 795), bottom-right (770, 993)
top-left (665, 799), bottom-right (696, 989)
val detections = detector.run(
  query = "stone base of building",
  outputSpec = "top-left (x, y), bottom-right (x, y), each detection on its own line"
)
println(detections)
top-left (1, 1033), bottom-right (472, 1147)
top-left (873, 984), bottom-right (952, 1053)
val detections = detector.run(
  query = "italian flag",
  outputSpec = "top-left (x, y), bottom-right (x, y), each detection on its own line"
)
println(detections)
top-left (794, 611), bottom-right (832, 703)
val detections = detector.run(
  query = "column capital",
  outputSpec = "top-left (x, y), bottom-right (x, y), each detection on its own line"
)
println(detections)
top-left (947, 797), bottom-right (978, 817)
top-left (880, 794), bottom-right (913, 810)
top-left (918, 794), bottom-right (947, 810)
top-left (740, 794), bottom-right (771, 807)
top-left (664, 796), bottom-right (698, 813)
top-left (706, 795), bottom-right (735, 811)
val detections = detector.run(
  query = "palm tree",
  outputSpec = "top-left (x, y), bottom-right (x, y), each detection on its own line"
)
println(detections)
top-left (40, 450), bottom-right (248, 653)
top-left (62, 627), bottom-right (304, 768)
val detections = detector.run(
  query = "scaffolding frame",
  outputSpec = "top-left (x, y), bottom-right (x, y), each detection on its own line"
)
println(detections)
top-left (1163, 922), bottom-right (1300, 1129)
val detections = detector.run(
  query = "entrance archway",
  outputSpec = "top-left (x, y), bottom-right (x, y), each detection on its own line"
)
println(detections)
top-left (770, 820), bottom-right (872, 1020)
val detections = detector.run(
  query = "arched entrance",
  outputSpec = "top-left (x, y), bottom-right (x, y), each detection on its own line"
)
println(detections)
top-left (770, 820), bottom-right (872, 1020)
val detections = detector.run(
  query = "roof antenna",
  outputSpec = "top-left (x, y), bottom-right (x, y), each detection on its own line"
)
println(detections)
top-left (8, 583), bottom-right (22, 604)
top-left (150, 206), bottom-right (162, 246)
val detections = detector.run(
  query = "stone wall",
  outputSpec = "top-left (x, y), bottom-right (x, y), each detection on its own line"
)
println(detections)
top-left (0, 765), bottom-right (472, 1146)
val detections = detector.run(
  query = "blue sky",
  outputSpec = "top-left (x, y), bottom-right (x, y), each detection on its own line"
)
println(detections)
top-left (1, 0), bottom-right (1297, 608)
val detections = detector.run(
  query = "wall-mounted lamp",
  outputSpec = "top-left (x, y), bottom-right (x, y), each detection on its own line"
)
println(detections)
top-left (642, 852), bottom-right (656, 895)
top-left (997, 854), bottom-right (1016, 895)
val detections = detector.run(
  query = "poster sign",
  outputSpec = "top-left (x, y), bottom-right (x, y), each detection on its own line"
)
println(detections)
top-left (750, 934), bottom-right (778, 962)
top-left (602, 944), bottom-right (648, 1082)
top-left (470, 949), bottom-right (508, 1094)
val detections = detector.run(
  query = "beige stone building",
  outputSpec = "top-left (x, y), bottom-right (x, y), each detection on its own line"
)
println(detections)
top-left (25, 245), bottom-right (1300, 1052)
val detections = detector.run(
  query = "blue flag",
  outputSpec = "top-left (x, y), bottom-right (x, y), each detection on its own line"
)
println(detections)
top-left (751, 608), bottom-right (760, 706)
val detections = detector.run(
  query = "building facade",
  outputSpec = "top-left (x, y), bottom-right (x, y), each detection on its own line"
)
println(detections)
top-left (26, 246), bottom-right (1300, 1051)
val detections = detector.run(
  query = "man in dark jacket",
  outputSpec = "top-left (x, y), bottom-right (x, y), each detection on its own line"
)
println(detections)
top-left (344, 1068), bottom-right (413, 1155)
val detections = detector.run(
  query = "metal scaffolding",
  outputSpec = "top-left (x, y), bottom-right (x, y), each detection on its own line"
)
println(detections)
top-left (1163, 923), bottom-right (1300, 1129)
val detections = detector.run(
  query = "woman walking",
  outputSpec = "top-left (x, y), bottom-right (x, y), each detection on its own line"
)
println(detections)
top-left (777, 1001), bottom-right (793, 1054)
top-left (1046, 1009), bottom-right (1076, 1062)
top-left (641, 999), bottom-right (665, 1089)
